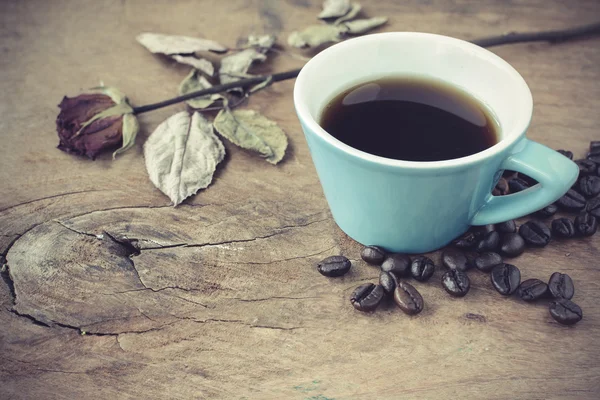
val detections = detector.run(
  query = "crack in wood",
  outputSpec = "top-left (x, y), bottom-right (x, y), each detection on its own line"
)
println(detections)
top-left (0, 189), bottom-right (107, 213)
top-left (232, 295), bottom-right (321, 302)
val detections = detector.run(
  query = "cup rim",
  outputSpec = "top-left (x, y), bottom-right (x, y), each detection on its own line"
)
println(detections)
top-left (293, 32), bottom-right (534, 170)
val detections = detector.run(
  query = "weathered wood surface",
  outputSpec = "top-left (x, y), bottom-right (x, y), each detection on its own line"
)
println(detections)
top-left (1, 0), bottom-right (600, 399)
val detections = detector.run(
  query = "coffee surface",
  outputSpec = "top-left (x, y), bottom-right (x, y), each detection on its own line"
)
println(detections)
top-left (319, 76), bottom-right (499, 161)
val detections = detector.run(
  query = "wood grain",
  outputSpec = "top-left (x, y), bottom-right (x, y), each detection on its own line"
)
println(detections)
top-left (1, 0), bottom-right (599, 399)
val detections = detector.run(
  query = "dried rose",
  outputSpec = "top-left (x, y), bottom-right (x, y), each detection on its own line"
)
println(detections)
top-left (56, 87), bottom-right (139, 159)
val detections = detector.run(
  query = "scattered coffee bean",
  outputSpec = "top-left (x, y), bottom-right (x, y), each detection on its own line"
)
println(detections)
top-left (491, 263), bottom-right (521, 295)
top-left (549, 298), bottom-right (582, 325)
top-left (441, 270), bottom-right (470, 297)
top-left (517, 279), bottom-right (548, 301)
top-left (483, 224), bottom-right (496, 234)
top-left (465, 251), bottom-right (479, 270)
top-left (316, 255), bottom-right (351, 277)
top-left (557, 149), bottom-right (573, 160)
top-left (508, 177), bottom-right (530, 193)
top-left (587, 195), bottom-right (600, 219)
top-left (493, 178), bottom-right (509, 196)
top-left (517, 173), bottom-right (538, 187)
top-left (575, 159), bottom-right (597, 176)
top-left (577, 175), bottom-right (600, 198)
top-left (442, 249), bottom-right (469, 271)
top-left (410, 256), bottom-right (435, 282)
top-left (379, 271), bottom-right (397, 295)
top-left (587, 151), bottom-right (600, 164)
top-left (519, 220), bottom-right (552, 247)
top-left (556, 189), bottom-right (587, 211)
top-left (500, 232), bottom-right (526, 257)
top-left (475, 230), bottom-right (500, 252)
top-left (361, 246), bottom-right (386, 265)
top-left (590, 141), bottom-right (600, 152)
top-left (381, 253), bottom-right (411, 276)
top-left (548, 272), bottom-right (574, 300)
top-left (393, 281), bottom-right (424, 315)
top-left (534, 204), bottom-right (558, 218)
top-left (474, 252), bottom-right (503, 272)
top-left (551, 218), bottom-right (576, 238)
top-left (575, 212), bottom-right (598, 236)
top-left (495, 220), bottom-right (516, 234)
top-left (452, 230), bottom-right (483, 249)
top-left (350, 283), bottom-right (384, 312)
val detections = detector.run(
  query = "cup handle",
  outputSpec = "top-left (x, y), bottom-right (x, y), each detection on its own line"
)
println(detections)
top-left (471, 139), bottom-right (579, 226)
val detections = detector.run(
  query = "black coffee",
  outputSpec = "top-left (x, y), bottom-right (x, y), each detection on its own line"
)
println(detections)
top-left (320, 76), bottom-right (499, 161)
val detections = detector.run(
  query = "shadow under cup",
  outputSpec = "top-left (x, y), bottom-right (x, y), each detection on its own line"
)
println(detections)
top-left (293, 32), bottom-right (577, 253)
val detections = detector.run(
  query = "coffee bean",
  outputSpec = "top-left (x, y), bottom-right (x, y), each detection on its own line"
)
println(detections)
top-left (548, 272), bottom-right (574, 300)
top-left (517, 279), bottom-right (548, 301)
top-left (393, 281), bottom-right (424, 315)
top-left (502, 169), bottom-right (518, 179)
top-left (483, 224), bottom-right (496, 234)
top-left (577, 175), bottom-right (600, 198)
top-left (556, 189), bottom-right (587, 211)
top-left (590, 141), bottom-right (600, 152)
top-left (442, 249), bottom-right (469, 271)
top-left (379, 271), bottom-right (397, 295)
top-left (361, 246), bottom-right (386, 265)
top-left (575, 212), bottom-right (598, 236)
top-left (587, 196), bottom-right (600, 219)
top-left (551, 218), bottom-right (576, 238)
top-left (475, 230), bottom-right (500, 252)
top-left (518, 173), bottom-right (538, 186)
top-left (519, 220), bottom-right (552, 247)
top-left (575, 159), bottom-right (597, 176)
top-left (493, 178), bottom-right (509, 196)
top-left (441, 270), bottom-right (470, 297)
top-left (549, 298), bottom-right (582, 325)
top-left (495, 220), bottom-right (516, 234)
top-left (587, 151), bottom-right (600, 164)
top-left (500, 232), bottom-right (526, 257)
top-left (316, 255), bottom-right (351, 277)
top-left (534, 204), bottom-right (558, 218)
top-left (491, 263), bottom-right (521, 295)
top-left (410, 256), bottom-right (435, 282)
top-left (474, 252), bottom-right (503, 272)
top-left (509, 178), bottom-right (530, 193)
top-left (381, 253), bottom-right (411, 276)
top-left (557, 149), bottom-right (573, 160)
top-left (452, 230), bottom-right (483, 249)
top-left (350, 283), bottom-right (384, 312)
top-left (465, 251), bottom-right (479, 270)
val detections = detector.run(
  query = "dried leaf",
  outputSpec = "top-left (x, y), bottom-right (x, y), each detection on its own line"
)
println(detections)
top-left (334, 2), bottom-right (362, 24)
top-left (249, 76), bottom-right (273, 94)
top-left (219, 48), bottom-right (267, 87)
top-left (144, 111), bottom-right (226, 206)
top-left (319, 0), bottom-right (351, 19)
top-left (213, 109), bottom-right (287, 165)
top-left (136, 32), bottom-right (227, 55)
top-left (113, 113), bottom-right (139, 159)
top-left (243, 34), bottom-right (277, 51)
top-left (178, 69), bottom-right (225, 109)
top-left (287, 24), bottom-right (347, 48)
top-left (343, 17), bottom-right (388, 34)
top-left (171, 55), bottom-right (215, 76)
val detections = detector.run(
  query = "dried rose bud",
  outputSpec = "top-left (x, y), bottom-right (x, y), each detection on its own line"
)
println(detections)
top-left (56, 87), bottom-right (139, 159)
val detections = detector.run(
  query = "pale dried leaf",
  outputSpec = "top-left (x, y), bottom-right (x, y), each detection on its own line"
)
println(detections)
top-left (243, 34), bottom-right (277, 51)
top-left (219, 48), bottom-right (267, 87)
top-left (136, 33), bottom-right (227, 55)
top-left (334, 2), bottom-right (361, 24)
top-left (213, 109), bottom-right (287, 165)
top-left (319, 0), bottom-right (351, 19)
top-left (113, 113), bottom-right (140, 158)
top-left (287, 25), bottom-right (346, 48)
top-left (144, 111), bottom-right (225, 206)
top-left (178, 69), bottom-right (225, 109)
top-left (344, 17), bottom-right (388, 34)
top-left (171, 55), bottom-right (215, 76)
top-left (249, 76), bottom-right (273, 94)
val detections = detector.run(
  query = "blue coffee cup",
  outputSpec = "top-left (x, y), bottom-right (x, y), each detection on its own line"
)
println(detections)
top-left (293, 32), bottom-right (578, 253)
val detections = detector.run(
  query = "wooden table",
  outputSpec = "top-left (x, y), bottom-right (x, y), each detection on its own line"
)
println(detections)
top-left (1, 1), bottom-right (599, 398)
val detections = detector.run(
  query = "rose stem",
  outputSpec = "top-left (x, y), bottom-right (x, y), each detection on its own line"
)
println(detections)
top-left (132, 21), bottom-right (600, 115)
